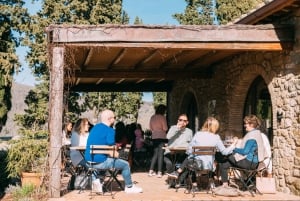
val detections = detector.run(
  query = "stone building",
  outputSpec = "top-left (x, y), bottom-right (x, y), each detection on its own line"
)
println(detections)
top-left (47, 0), bottom-right (300, 197)
top-left (168, 1), bottom-right (300, 195)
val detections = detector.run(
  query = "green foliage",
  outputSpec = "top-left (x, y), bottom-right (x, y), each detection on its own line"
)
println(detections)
top-left (174, 0), bottom-right (263, 25)
top-left (134, 16), bottom-right (143, 24)
top-left (173, 0), bottom-right (214, 25)
top-left (0, 0), bottom-right (28, 128)
top-left (7, 184), bottom-right (48, 201)
top-left (152, 92), bottom-right (167, 108)
top-left (216, 0), bottom-right (263, 24)
top-left (18, 0), bottom-right (127, 126)
top-left (0, 150), bottom-right (10, 195)
top-left (64, 91), bottom-right (82, 123)
top-left (83, 92), bottom-right (142, 122)
top-left (10, 81), bottom-right (49, 178)
top-left (6, 130), bottom-right (48, 178)
top-left (121, 10), bottom-right (130, 24)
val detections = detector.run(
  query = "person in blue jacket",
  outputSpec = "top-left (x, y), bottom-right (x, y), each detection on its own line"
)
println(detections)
top-left (84, 109), bottom-right (143, 194)
top-left (219, 114), bottom-right (268, 187)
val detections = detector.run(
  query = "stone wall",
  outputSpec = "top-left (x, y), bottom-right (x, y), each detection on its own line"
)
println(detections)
top-left (168, 39), bottom-right (300, 195)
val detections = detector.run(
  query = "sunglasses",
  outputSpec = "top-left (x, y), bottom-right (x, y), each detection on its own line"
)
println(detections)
top-left (178, 119), bottom-right (188, 123)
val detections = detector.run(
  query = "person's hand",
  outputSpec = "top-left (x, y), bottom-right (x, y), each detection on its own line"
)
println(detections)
top-left (176, 122), bottom-right (182, 129)
top-left (232, 137), bottom-right (239, 145)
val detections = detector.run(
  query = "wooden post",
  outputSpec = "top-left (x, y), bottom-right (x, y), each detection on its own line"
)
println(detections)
top-left (49, 47), bottom-right (64, 197)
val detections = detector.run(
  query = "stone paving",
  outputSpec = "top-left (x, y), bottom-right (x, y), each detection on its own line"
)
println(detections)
top-left (49, 172), bottom-right (300, 201)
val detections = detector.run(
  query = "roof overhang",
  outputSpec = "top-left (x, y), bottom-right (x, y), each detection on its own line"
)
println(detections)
top-left (46, 24), bottom-right (293, 92)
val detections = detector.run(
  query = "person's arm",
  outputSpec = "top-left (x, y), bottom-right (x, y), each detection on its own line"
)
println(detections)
top-left (234, 139), bottom-right (256, 155)
top-left (166, 126), bottom-right (178, 139)
top-left (71, 132), bottom-right (80, 146)
top-left (162, 116), bottom-right (168, 132)
top-left (106, 127), bottom-right (116, 145)
top-left (216, 137), bottom-right (233, 155)
top-left (186, 134), bottom-right (198, 155)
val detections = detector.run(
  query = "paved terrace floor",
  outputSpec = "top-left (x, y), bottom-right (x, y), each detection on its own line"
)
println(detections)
top-left (49, 172), bottom-right (300, 201)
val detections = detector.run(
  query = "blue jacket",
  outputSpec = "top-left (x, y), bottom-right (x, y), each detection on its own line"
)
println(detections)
top-left (84, 123), bottom-right (115, 163)
top-left (234, 139), bottom-right (258, 163)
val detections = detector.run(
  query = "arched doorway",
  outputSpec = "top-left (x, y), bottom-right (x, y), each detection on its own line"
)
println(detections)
top-left (180, 92), bottom-right (199, 133)
top-left (244, 76), bottom-right (273, 145)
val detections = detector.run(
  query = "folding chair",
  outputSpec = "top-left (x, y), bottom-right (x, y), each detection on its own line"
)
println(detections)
top-left (185, 146), bottom-right (216, 197)
top-left (75, 145), bottom-right (123, 199)
top-left (90, 145), bottom-right (124, 197)
top-left (228, 149), bottom-right (266, 197)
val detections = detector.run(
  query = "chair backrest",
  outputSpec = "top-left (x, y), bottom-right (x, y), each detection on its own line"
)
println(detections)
top-left (192, 146), bottom-right (216, 156)
top-left (90, 145), bottom-right (117, 158)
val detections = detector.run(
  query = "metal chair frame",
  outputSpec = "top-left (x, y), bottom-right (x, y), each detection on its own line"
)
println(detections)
top-left (185, 146), bottom-right (216, 197)
top-left (228, 149), bottom-right (270, 197)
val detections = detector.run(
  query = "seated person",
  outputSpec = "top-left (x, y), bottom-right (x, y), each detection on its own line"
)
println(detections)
top-left (168, 117), bottom-right (237, 188)
top-left (218, 115), bottom-right (269, 187)
top-left (84, 109), bottom-right (143, 194)
top-left (165, 114), bottom-right (193, 177)
top-left (134, 123), bottom-right (145, 151)
top-left (70, 118), bottom-right (90, 167)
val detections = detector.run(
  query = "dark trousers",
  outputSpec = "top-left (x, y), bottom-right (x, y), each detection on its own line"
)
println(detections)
top-left (219, 154), bottom-right (257, 182)
top-left (164, 153), bottom-right (187, 173)
top-left (150, 139), bottom-right (167, 172)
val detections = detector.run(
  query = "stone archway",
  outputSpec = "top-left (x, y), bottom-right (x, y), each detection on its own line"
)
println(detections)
top-left (227, 63), bottom-right (273, 134)
top-left (180, 91), bottom-right (199, 133)
top-left (244, 76), bottom-right (273, 144)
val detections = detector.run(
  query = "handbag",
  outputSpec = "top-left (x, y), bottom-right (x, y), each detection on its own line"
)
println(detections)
top-left (256, 175), bottom-right (276, 194)
top-left (187, 157), bottom-right (203, 171)
top-left (118, 147), bottom-right (130, 160)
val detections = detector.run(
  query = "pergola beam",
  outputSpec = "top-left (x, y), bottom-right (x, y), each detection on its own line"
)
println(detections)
top-left (47, 24), bottom-right (293, 45)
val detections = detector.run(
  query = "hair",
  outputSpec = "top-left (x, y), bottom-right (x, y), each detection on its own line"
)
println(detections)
top-left (115, 121), bottom-right (126, 143)
top-left (155, 104), bottom-right (167, 115)
top-left (63, 122), bottom-right (72, 138)
top-left (178, 113), bottom-right (188, 121)
top-left (243, 114), bottom-right (261, 129)
top-left (136, 123), bottom-right (142, 130)
top-left (201, 117), bottom-right (219, 134)
top-left (73, 118), bottom-right (89, 135)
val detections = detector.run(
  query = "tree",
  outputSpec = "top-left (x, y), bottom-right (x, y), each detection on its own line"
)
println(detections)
top-left (173, 0), bottom-right (214, 25)
top-left (83, 92), bottom-right (142, 123)
top-left (134, 16), bottom-right (143, 24)
top-left (216, 0), bottom-right (263, 25)
top-left (152, 92), bottom-right (167, 108)
top-left (0, 0), bottom-right (28, 131)
top-left (174, 0), bottom-right (263, 25)
top-left (14, 78), bottom-right (49, 131)
top-left (17, 0), bottom-right (127, 128)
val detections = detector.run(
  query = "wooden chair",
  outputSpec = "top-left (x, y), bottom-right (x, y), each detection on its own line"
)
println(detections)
top-left (185, 146), bottom-right (216, 197)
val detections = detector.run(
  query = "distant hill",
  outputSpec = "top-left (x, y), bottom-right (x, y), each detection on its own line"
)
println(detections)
top-left (0, 82), bottom-right (33, 137)
top-left (137, 101), bottom-right (155, 131)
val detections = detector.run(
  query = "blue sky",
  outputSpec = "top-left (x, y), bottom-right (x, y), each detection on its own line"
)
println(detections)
top-left (123, 0), bottom-right (185, 25)
top-left (14, 0), bottom-right (186, 101)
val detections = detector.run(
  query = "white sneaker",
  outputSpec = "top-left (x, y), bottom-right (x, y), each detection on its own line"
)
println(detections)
top-left (124, 185), bottom-right (143, 193)
top-left (92, 179), bottom-right (103, 194)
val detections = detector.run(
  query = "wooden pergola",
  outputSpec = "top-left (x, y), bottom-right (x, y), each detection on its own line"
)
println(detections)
top-left (46, 23), bottom-right (293, 197)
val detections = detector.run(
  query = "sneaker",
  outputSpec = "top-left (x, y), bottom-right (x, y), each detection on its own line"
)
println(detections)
top-left (148, 170), bottom-right (156, 177)
top-left (167, 171), bottom-right (179, 179)
top-left (157, 172), bottom-right (162, 178)
top-left (124, 185), bottom-right (143, 193)
top-left (92, 179), bottom-right (103, 194)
